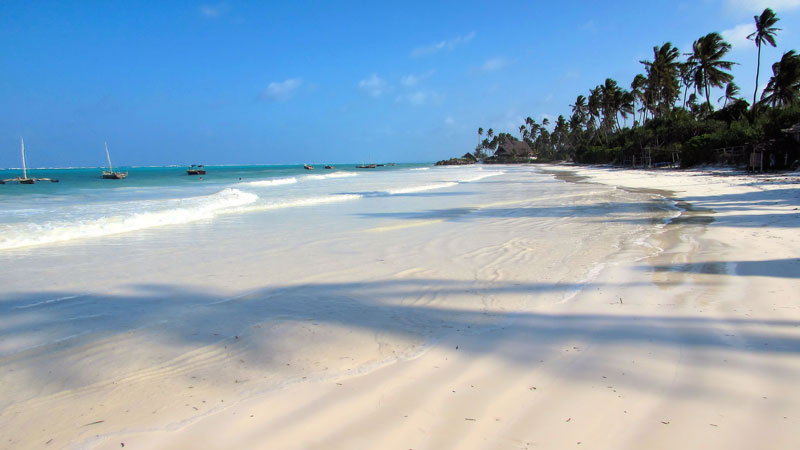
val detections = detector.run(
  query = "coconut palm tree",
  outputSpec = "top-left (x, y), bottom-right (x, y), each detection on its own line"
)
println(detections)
top-left (718, 82), bottom-right (740, 108)
top-left (570, 95), bottom-right (589, 129)
top-left (640, 43), bottom-right (681, 118)
top-left (630, 74), bottom-right (647, 126)
top-left (478, 127), bottom-right (483, 147)
top-left (679, 61), bottom-right (697, 109)
top-left (761, 50), bottom-right (800, 108)
top-left (689, 32), bottom-right (735, 110)
top-left (587, 87), bottom-right (602, 143)
top-left (747, 8), bottom-right (781, 108)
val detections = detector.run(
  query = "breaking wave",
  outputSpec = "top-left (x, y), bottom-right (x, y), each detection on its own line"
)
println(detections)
top-left (0, 188), bottom-right (259, 250)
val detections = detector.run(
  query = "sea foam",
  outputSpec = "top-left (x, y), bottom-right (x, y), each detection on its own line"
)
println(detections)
top-left (0, 188), bottom-right (258, 250)
top-left (305, 172), bottom-right (358, 180)
top-left (240, 177), bottom-right (298, 187)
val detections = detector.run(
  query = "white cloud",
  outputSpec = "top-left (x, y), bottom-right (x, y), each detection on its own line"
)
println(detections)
top-left (727, 0), bottom-right (800, 12)
top-left (411, 32), bottom-right (475, 57)
top-left (359, 74), bottom-right (389, 97)
top-left (400, 70), bottom-right (435, 87)
top-left (199, 3), bottom-right (228, 18)
top-left (395, 90), bottom-right (444, 106)
top-left (722, 23), bottom-right (756, 52)
top-left (444, 116), bottom-right (456, 126)
top-left (260, 78), bottom-right (303, 101)
top-left (480, 57), bottom-right (508, 72)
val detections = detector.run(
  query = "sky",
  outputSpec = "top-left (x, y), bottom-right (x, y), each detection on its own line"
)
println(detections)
top-left (1, 0), bottom-right (799, 168)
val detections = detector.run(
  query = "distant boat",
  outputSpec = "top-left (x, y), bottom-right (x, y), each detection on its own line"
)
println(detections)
top-left (101, 142), bottom-right (127, 179)
top-left (1, 138), bottom-right (58, 184)
top-left (355, 164), bottom-right (376, 169)
top-left (304, 164), bottom-right (314, 170)
top-left (324, 165), bottom-right (334, 169)
top-left (187, 164), bottom-right (206, 175)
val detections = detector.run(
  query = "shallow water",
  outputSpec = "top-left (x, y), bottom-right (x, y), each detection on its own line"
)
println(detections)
top-left (0, 165), bottom-right (681, 447)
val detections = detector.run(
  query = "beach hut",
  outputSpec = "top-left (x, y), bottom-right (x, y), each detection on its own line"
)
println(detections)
top-left (783, 123), bottom-right (800, 144)
top-left (462, 152), bottom-right (478, 162)
top-left (493, 138), bottom-right (533, 160)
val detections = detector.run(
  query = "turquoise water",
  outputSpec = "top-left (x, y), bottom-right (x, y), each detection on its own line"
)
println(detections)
top-left (0, 164), bottom-right (421, 196)
top-left (0, 163), bottom-right (502, 250)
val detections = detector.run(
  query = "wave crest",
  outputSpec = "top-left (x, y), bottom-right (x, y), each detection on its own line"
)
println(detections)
top-left (0, 188), bottom-right (259, 250)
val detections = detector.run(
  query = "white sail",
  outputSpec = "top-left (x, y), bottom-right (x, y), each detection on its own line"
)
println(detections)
top-left (21, 137), bottom-right (27, 179)
top-left (104, 142), bottom-right (113, 173)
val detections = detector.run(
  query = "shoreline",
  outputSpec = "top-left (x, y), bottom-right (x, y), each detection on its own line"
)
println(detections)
top-left (108, 166), bottom-right (799, 449)
top-left (2, 165), bottom-right (798, 449)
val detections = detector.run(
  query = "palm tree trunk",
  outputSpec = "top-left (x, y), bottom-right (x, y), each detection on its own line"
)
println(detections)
top-left (682, 84), bottom-right (689, 109)
top-left (753, 43), bottom-right (762, 108)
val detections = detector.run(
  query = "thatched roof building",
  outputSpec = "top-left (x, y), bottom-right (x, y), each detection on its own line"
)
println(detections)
top-left (492, 137), bottom-right (533, 160)
top-left (783, 123), bottom-right (800, 144)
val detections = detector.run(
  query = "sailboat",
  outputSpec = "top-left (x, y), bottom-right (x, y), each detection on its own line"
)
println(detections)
top-left (0, 138), bottom-right (57, 184)
top-left (101, 142), bottom-right (127, 179)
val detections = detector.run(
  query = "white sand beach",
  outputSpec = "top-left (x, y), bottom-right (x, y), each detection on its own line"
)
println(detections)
top-left (1, 165), bottom-right (799, 449)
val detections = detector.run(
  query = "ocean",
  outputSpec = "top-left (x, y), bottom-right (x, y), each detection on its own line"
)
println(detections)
top-left (0, 163), bottom-right (500, 250)
top-left (0, 163), bottom-right (682, 447)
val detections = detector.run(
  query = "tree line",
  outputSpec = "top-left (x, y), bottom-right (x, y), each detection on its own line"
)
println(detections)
top-left (474, 8), bottom-right (800, 167)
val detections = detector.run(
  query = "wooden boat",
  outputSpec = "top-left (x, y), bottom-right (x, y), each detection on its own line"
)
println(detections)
top-left (304, 164), bottom-right (314, 170)
top-left (1, 138), bottom-right (58, 184)
top-left (187, 164), bottom-right (206, 175)
top-left (355, 164), bottom-right (376, 169)
top-left (101, 142), bottom-right (127, 179)
top-left (324, 165), bottom-right (334, 169)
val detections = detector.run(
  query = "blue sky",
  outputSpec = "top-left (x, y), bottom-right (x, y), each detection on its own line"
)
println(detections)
top-left (1, 0), bottom-right (799, 168)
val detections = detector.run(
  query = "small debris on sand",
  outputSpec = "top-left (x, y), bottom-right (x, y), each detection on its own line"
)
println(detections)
top-left (82, 420), bottom-right (104, 427)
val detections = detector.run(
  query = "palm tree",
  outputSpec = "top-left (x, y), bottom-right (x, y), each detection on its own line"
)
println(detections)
top-left (717, 82), bottom-right (740, 108)
top-left (570, 95), bottom-right (589, 129)
top-left (630, 74), bottom-right (647, 126)
top-left (478, 127), bottom-right (483, 147)
top-left (679, 61), bottom-right (697, 109)
top-left (640, 43), bottom-right (681, 118)
top-left (689, 32), bottom-right (735, 110)
top-left (587, 87), bottom-right (602, 143)
top-left (519, 125), bottom-right (527, 140)
top-left (761, 50), bottom-right (800, 108)
top-left (747, 8), bottom-right (781, 108)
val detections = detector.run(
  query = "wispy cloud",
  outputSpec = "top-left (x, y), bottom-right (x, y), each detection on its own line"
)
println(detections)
top-left (480, 57), bottom-right (509, 72)
top-left (400, 70), bottom-right (435, 88)
top-left (359, 74), bottom-right (389, 97)
top-left (199, 3), bottom-right (228, 18)
top-left (260, 78), bottom-right (303, 101)
top-left (727, 0), bottom-right (800, 12)
top-left (411, 32), bottom-right (475, 57)
top-left (395, 90), bottom-right (444, 106)
top-left (722, 23), bottom-right (756, 52)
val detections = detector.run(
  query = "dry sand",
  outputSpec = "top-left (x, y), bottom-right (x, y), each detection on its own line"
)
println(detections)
top-left (2, 165), bottom-right (799, 449)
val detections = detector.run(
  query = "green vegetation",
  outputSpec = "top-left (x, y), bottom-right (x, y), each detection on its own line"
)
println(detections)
top-left (472, 7), bottom-right (800, 169)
